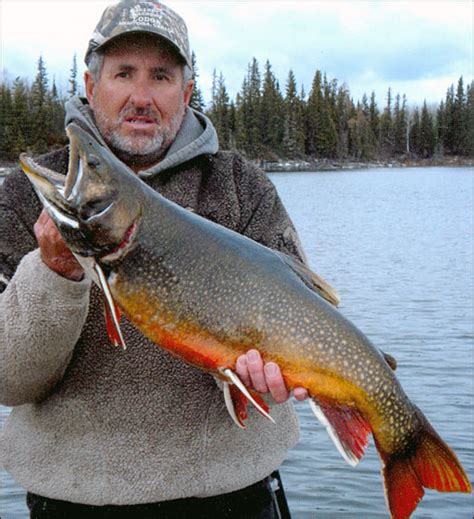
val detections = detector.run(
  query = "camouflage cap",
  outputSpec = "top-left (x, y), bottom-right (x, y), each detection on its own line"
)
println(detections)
top-left (85, 0), bottom-right (192, 69)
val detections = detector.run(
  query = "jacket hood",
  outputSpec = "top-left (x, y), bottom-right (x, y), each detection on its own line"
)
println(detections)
top-left (64, 96), bottom-right (219, 179)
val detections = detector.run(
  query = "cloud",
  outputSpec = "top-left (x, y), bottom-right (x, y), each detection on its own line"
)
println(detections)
top-left (1, 1), bottom-right (472, 106)
top-left (175, 0), bottom-right (472, 105)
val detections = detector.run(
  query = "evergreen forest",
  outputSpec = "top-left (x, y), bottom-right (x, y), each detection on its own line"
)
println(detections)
top-left (1, 53), bottom-right (473, 163)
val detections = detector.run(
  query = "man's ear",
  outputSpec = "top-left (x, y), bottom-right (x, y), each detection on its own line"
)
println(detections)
top-left (84, 71), bottom-right (95, 106)
top-left (183, 80), bottom-right (194, 107)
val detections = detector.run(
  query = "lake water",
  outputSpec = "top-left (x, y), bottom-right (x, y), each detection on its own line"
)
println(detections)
top-left (1, 167), bottom-right (473, 518)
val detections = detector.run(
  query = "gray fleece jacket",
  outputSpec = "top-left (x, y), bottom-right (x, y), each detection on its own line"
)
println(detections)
top-left (0, 97), bottom-right (305, 505)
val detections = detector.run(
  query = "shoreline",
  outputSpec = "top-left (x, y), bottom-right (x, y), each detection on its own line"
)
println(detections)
top-left (1, 156), bottom-right (472, 178)
top-left (257, 156), bottom-right (474, 173)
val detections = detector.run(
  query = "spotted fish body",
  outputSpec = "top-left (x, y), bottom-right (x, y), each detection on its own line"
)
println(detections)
top-left (20, 124), bottom-right (471, 519)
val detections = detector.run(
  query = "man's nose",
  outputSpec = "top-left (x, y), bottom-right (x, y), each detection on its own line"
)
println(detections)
top-left (128, 80), bottom-right (153, 107)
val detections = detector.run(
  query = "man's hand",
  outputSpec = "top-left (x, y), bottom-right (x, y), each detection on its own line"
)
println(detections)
top-left (236, 349), bottom-right (308, 404)
top-left (34, 209), bottom-right (84, 282)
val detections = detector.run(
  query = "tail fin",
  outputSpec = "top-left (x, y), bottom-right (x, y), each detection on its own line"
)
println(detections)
top-left (377, 408), bottom-right (471, 519)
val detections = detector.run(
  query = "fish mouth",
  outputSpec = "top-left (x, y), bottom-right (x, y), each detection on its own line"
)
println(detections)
top-left (20, 153), bottom-right (114, 229)
top-left (100, 219), bottom-right (140, 263)
top-left (19, 153), bottom-right (80, 228)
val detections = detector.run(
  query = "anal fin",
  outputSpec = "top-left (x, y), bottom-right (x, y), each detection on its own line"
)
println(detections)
top-left (310, 399), bottom-right (371, 467)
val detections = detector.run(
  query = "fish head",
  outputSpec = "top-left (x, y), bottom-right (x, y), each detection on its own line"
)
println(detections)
top-left (20, 123), bottom-right (143, 262)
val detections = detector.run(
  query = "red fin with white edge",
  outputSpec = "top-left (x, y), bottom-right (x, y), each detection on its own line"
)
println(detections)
top-left (94, 261), bottom-right (126, 350)
top-left (377, 406), bottom-right (472, 519)
top-left (309, 399), bottom-right (371, 467)
top-left (103, 299), bottom-right (125, 349)
top-left (221, 368), bottom-right (275, 426)
top-left (223, 382), bottom-right (248, 428)
top-left (248, 389), bottom-right (271, 420)
top-left (223, 381), bottom-right (272, 429)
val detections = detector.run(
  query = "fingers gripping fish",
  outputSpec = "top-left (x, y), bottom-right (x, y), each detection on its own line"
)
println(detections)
top-left (20, 124), bottom-right (471, 519)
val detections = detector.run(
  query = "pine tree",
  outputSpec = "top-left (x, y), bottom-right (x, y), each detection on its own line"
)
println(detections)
top-left (335, 84), bottom-right (353, 159)
top-left (392, 94), bottom-right (407, 155)
top-left (30, 55), bottom-right (51, 153)
top-left (228, 100), bottom-right (237, 149)
top-left (234, 88), bottom-right (247, 153)
top-left (320, 74), bottom-right (338, 158)
top-left (49, 78), bottom-right (67, 147)
top-left (12, 78), bottom-right (32, 156)
top-left (189, 51), bottom-right (205, 112)
top-left (0, 83), bottom-right (15, 160)
top-left (466, 81), bottom-right (474, 157)
top-left (68, 53), bottom-right (79, 98)
top-left (452, 77), bottom-right (467, 155)
top-left (246, 58), bottom-right (262, 157)
top-left (282, 70), bottom-right (304, 157)
top-left (380, 88), bottom-right (394, 156)
top-left (419, 101), bottom-right (435, 157)
top-left (410, 107), bottom-right (421, 155)
top-left (368, 92), bottom-right (380, 153)
top-left (348, 102), bottom-right (372, 159)
top-left (305, 70), bottom-right (337, 158)
top-left (260, 60), bottom-right (284, 157)
top-left (234, 58), bottom-right (262, 157)
top-left (443, 84), bottom-right (456, 154)
top-left (305, 70), bottom-right (323, 156)
top-left (207, 72), bottom-right (231, 149)
top-left (436, 100), bottom-right (447, 155)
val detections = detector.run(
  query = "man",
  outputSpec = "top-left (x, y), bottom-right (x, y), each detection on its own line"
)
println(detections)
top-left (0, 1), bottom-right (307, 517)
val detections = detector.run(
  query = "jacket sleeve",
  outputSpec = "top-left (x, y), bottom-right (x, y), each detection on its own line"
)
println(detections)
top-left (0, 171), bottom-right (91, 406)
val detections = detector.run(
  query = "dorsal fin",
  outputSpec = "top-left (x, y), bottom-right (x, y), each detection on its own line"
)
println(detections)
top-left (277, 252), bottom-right (340, 307)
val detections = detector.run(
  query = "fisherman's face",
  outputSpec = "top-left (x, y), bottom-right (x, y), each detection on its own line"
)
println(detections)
top-left (85, 37), bottom-right (193, 170)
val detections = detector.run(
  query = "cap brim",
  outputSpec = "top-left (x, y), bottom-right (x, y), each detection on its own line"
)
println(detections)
top-left (86, 29), bottom-right (192, 69)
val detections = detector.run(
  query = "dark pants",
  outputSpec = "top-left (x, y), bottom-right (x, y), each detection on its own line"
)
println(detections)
top-left (26, 471), bottom-right (291, 519)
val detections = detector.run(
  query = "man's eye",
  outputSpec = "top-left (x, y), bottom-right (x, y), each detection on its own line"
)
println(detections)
top-left (154, 74), bottom-right (167, 81)
top-left (117, 71), bottom-right (129, 78)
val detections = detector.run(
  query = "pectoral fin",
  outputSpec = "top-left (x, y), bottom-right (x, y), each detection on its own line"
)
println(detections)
top-left (103, 298), bottom-right (124, 348)
top-left (94, 262), bottom-right (126, 350)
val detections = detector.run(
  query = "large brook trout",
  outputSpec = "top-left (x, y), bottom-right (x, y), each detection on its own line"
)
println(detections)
top-left (20, 123), bottom-right (471, 518)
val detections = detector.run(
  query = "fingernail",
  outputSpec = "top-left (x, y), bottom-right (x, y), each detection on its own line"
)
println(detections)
top-left (265, 363), bottom-right (278, 376)
top-left (248, 350), bottom-right (259, 363)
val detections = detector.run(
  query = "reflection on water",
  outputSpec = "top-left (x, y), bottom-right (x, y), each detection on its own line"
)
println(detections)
top-left (1, 167), bottom-right (473, 518)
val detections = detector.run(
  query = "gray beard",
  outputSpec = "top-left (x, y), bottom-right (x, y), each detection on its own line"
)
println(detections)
top-left (93, 105), bottom-right (185, 169)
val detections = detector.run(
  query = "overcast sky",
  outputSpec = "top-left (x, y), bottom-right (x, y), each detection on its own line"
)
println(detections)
top-left (1, 1), bottom-right (472, 109)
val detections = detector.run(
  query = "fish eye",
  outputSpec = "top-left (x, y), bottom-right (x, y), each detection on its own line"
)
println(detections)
top-left (87, 155), bottom-right (101, 169)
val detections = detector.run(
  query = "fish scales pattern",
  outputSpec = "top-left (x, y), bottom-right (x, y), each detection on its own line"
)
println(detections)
top-left (112, 192), bottom-right (419, 455)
